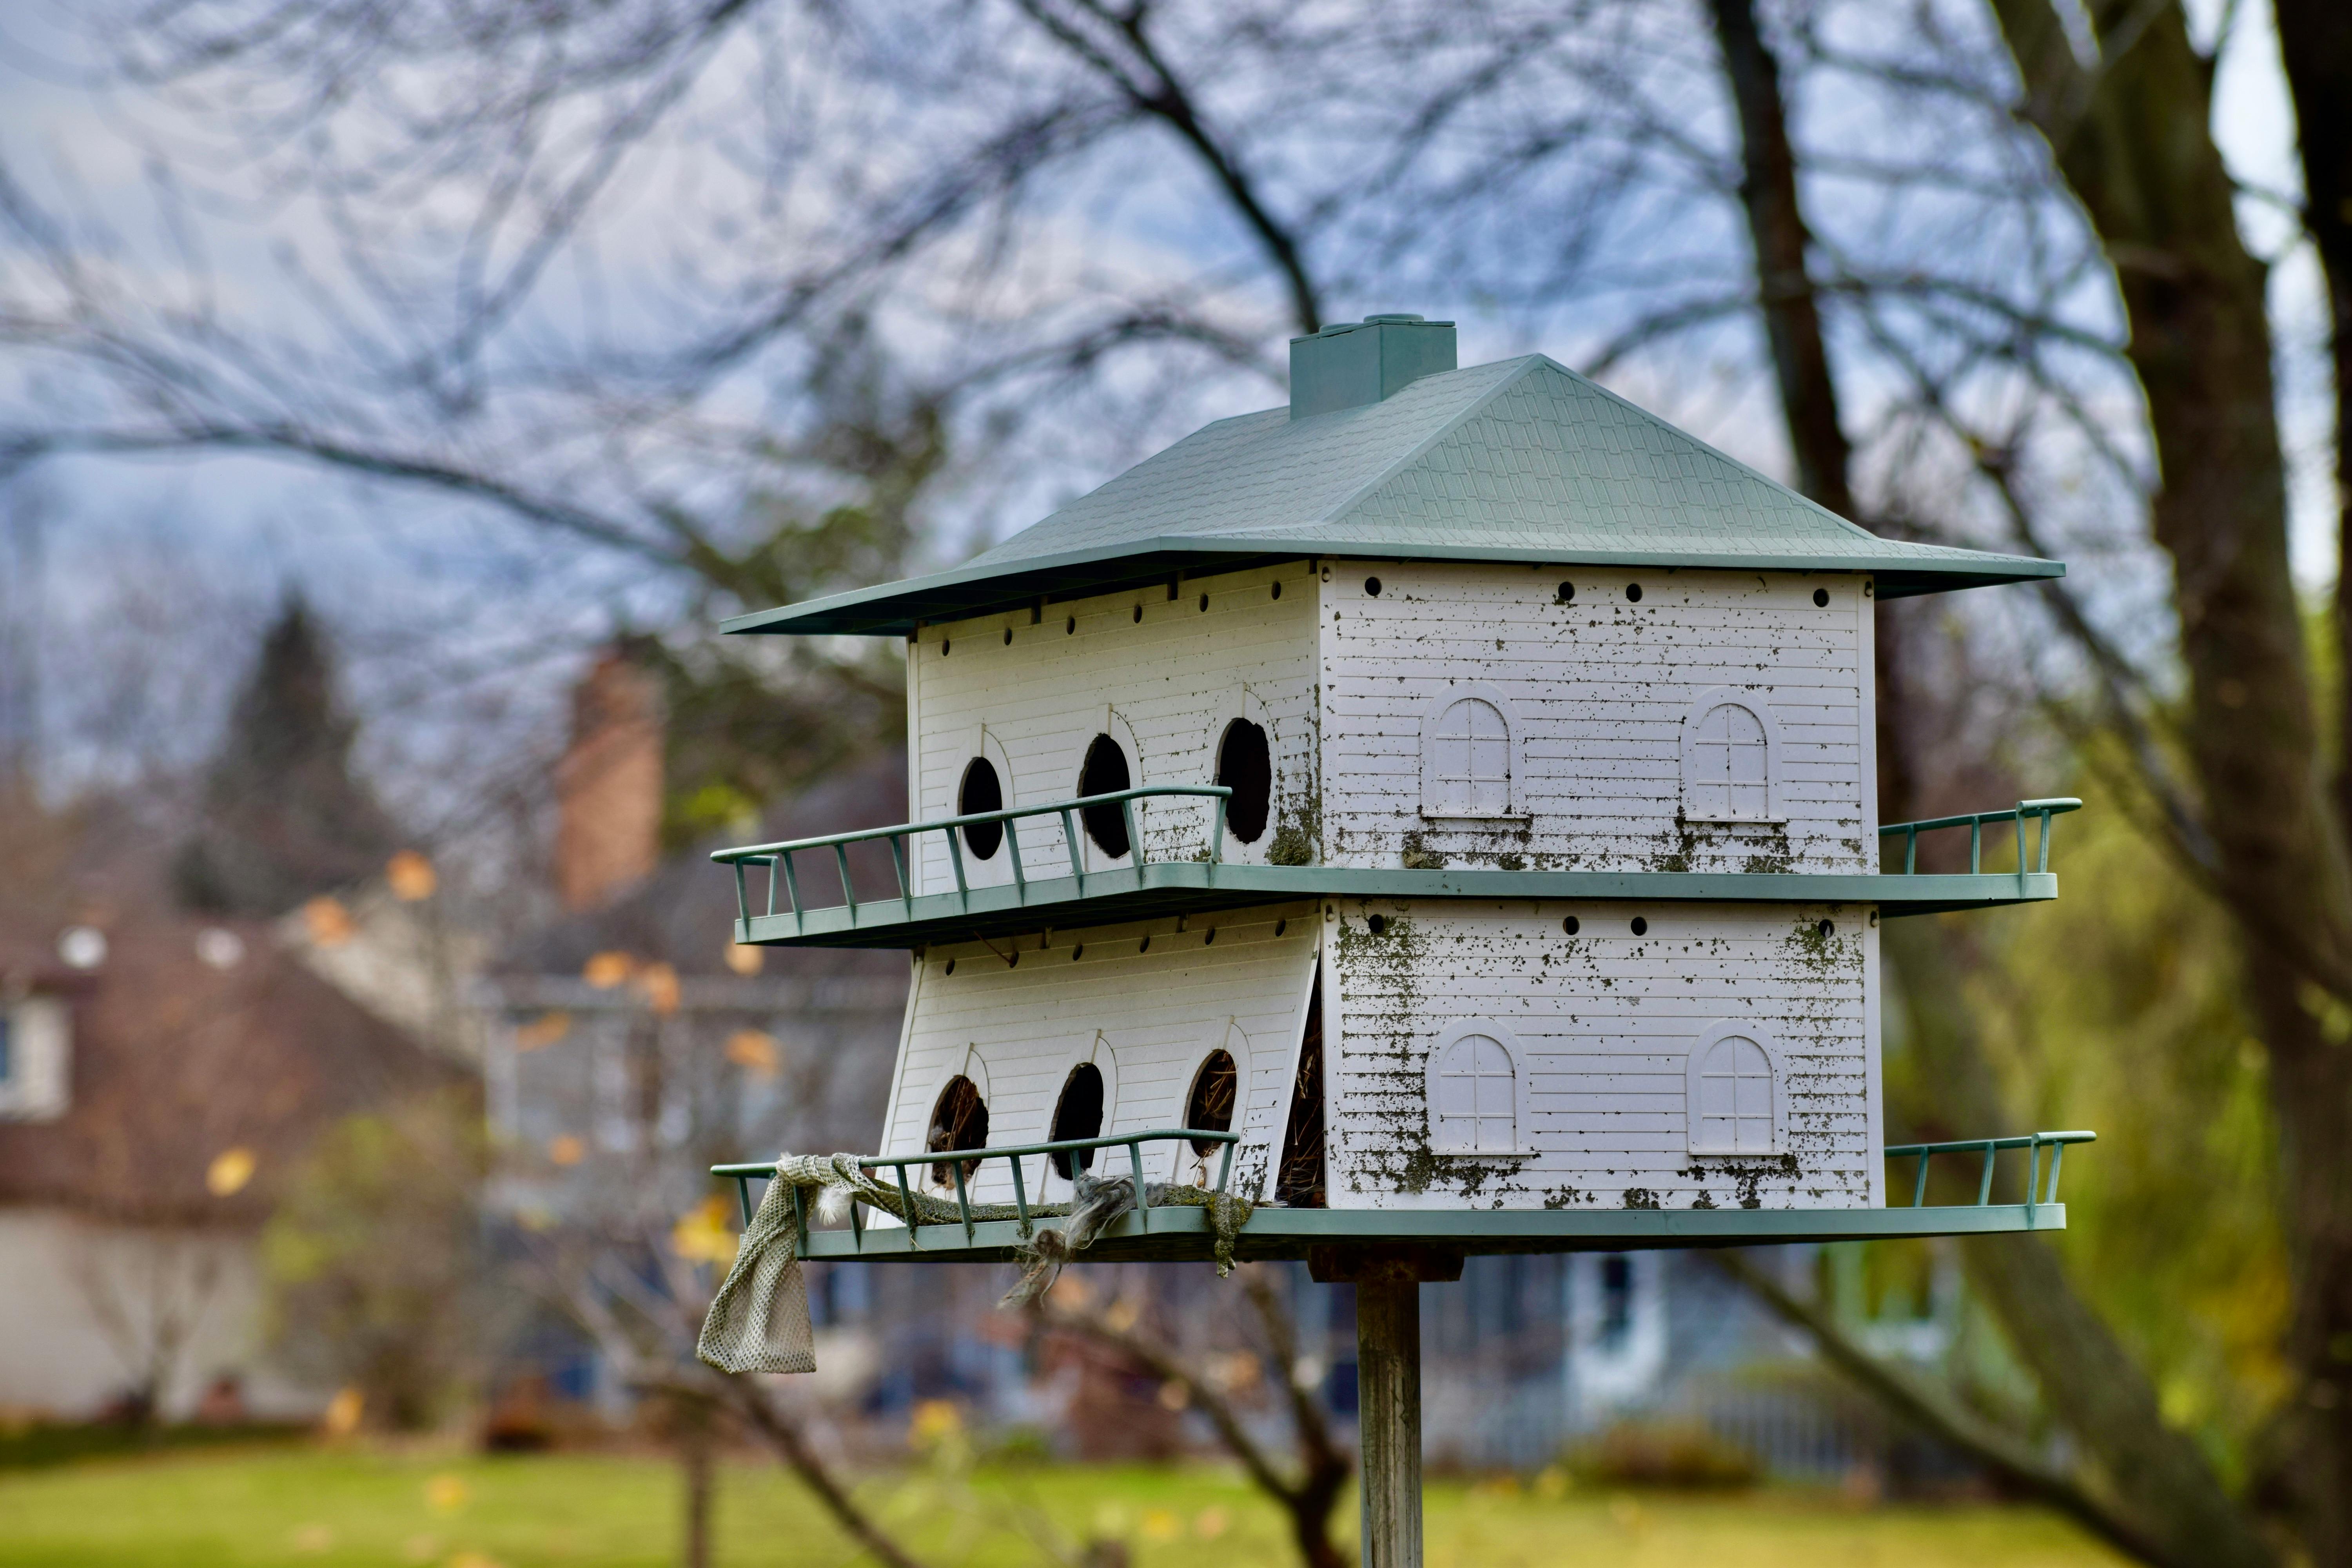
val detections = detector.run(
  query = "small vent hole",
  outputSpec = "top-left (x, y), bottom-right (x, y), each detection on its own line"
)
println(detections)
top-left (1625, 583), bottom-right (1643, 603)
top-left (1364, 576), bottom-right (1383, 597)
top-left (1813, 588), bottom-right (1830, 607)
top-left (1367, 914), bottom-right (1389, 935)
top-left (1563, 915), bottom-right (1580, 935)
top-left (1630, 916), bottom-right (1648, 935)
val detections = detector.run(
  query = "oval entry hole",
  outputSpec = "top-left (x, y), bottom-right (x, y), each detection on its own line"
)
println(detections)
top-left (1216, 718), bottom-right (1272, 844)
top-left (1630, 916), bottom-right (1648, 935)
top-left (1185, 1050), bottom-right (1238, 1159)
top-left (1078, 734), bottom-right (1132, 858)
top-left (1817, 919), bottom-right (1835, 939)
top-left (1813, 588), bottom-right (1830, 608)
top-left (1048, 1062), bottom-right (1106, 1179)
top-left (1367, 914), bottom-right (1389, 935)
top-left (1364, 576), bottom-right (1383, 597)
top-left (958, 757), bottom-right (1004, 860)
top-left (1563, 915), bottom-right (1580, 935)
top-left (1625, 583), bottom-right (1643, 603)
top-left (927, 1075), bottom-right (989, 1187)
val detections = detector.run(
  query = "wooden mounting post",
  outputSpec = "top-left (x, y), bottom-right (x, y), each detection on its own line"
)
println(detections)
top-left (1356, 1271), bottom-right (1422, 1568)
top-left (1310, 1245), bottom-right (1461, 1568)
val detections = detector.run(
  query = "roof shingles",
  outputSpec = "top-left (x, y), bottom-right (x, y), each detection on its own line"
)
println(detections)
top-left (730, 355), bottom-right (2058, 635)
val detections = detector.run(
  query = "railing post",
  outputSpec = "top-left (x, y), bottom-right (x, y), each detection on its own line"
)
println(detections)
top-left (791, 1185), bottom-right (809, 1258)
top-left (1976, 1142), bottom-right (1997, 1205)
top-left (735, 1175), bottom-right (756, 1227)
top-left (945, 825), bottom-right (969, 909)
top-left (1904, 825), bottom-right (1918, 874)
top-left (1128, 1140), bottom-right (1149, 1232)
top-left (1210, 795), bottom-right (1227, 866)
top-left (832, 843), bottom-right (858, 917)
top-left (1005, 813), bottom-right (1028, 893)
top-left (893, 1163), bottom-right (918, 1246)
top-left (1009, 1155), bottom-right (1032, 1237)
top-left (1214, 1139), bottom-right (1235, 1194)
top-left (950, 1158), bottom-right (975, 1241)
top-left (1912, 1150), bottom-right (1931, 1208)
top-left (1120, 798), bottom-right (1141, 877)
top-left (1058, 809), bottom-right (1081, 893)
top-left (887, 833), bottom-right (911, 913)
top-left (780, 854), bottom-right (805, 936)
top-left (732, 863), bottom-right (750, 930)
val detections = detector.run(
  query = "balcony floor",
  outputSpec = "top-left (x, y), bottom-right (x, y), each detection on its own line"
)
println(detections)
top-left (784, 1200), bottom-right (2069, 1264)
top-left (734, 863), bottom-right (2060, 948)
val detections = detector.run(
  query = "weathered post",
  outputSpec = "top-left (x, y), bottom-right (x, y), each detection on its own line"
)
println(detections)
top-left (1356, 1268), bottom-right (1422, 1568)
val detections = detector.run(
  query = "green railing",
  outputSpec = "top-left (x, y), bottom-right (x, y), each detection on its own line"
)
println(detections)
top-left (1881, 798), bottom-right (2080, 885)
top-left (1884, 1130), bottom-right (2095, 1221)
top-left (711, 785), bottom-right (1233, 937)
top-left (713, 1127), bottom-right (1242, 1249)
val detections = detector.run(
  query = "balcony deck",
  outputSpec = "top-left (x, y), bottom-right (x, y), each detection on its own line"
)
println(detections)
top-left (715, 789), bottom-right (2083, 949)
top-left (715, 1132), bottom-right (2094, 1265)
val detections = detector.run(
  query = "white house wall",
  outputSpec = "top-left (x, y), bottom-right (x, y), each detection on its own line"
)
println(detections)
top-left (906, 562), bottom-right (1320, 891)
top-left (1322, 899), bottom-right (1878, 1210)
top-left (1317, 563), bottom-right (1873, 873)
top-left (882, 904), bottom-right (1321, 1203)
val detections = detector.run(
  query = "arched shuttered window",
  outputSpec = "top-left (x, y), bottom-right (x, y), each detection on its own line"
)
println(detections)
top-left (1424, 697), bottom-right (1512, 817)
top-left (1688, 1029), bottom-right (1780, 1155)
top-left (1681, 690), bottom-right (1780, 823)
top-left (1430, 1031), bottom-right (1518, 1153)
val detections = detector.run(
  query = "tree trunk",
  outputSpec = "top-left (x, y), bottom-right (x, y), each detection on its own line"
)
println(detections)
top-left (1704, 7), bottom-right (2273, 1561)
top-left (1988, 5), bottom-right (2352, 1559)
top-left (2271, 5), bottom-right (2352, 1545)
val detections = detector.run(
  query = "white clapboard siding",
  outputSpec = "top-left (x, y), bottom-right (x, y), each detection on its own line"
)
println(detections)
top-left (1319, 564), bottom-right (1874, 873)
top-left (905, 564), bottom-right (1319, 895)
top-left (1321, 900), bottom-right (1880, 1211)
top-left (881, 905), bottom-right (1321, 1203)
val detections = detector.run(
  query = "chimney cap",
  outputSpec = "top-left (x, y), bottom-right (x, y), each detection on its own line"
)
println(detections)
top-left (1289, 313), bottom-right (1457, 419)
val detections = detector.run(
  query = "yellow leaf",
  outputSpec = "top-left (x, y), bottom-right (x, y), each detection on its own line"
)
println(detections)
top-left (513, 1012), bottom-right (571, 1052)
top-left (321, 1387), bottom-right (364, 1437)
top-left (724, 1030), bottom-right (780, 1075)
top-left (670, 1197), bottom-right (739, 1268)
top-left (386, 850), bottom-right (437, 901)
top-left (909, 1399), bottom-right (962, 1446)
top-left (424, 1473), bottom-right (467, 1514)
top-left (1141, 1508), bottom-right (1180, 1543)
top-left (303, 897), bottom-right (355, 948)
top-left (582, 951), bottom-right (633, 988)
top-left (207, 1147), bottom-right (256, 1197)
top-left (637, 962), bottom-right (681, 1014)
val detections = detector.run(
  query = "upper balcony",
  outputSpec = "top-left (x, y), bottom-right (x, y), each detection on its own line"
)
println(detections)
top-left (714, 788), bottom-right (2082, 949)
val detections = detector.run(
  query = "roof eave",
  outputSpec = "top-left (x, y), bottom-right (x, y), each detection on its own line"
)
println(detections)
top-left (724, 536), bottom-right (2063, 636)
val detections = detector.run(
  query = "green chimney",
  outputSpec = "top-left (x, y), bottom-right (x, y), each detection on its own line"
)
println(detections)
top-left (1288, 314), bottom-right (1457, 419)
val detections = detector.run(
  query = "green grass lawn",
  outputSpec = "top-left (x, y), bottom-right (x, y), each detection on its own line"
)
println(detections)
top-left (0, 1443), bottom-right (2127, 1568)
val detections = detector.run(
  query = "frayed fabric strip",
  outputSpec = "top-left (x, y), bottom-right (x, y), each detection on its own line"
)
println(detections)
top-left (697, 1153), bottom-right (1254, 1372)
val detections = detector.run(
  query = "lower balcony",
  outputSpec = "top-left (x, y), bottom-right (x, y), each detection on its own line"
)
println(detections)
top-left (713, 1130), bottom-right (2096, 1266)
top-left (713, 788), bottom-right (2082, 948)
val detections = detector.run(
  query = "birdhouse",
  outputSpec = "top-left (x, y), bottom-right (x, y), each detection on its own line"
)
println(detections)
top-left (710, 314), bottom-right (2091, 1263)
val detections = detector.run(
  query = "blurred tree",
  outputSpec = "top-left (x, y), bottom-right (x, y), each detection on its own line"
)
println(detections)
top-left (263, 1090), bottom-right (483, 1431)
top-left (174, 599), bottom-right (401, 916)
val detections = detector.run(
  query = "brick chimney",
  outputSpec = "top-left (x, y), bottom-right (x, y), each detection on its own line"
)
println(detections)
top-left (555, 650), bottom-right (664, 911)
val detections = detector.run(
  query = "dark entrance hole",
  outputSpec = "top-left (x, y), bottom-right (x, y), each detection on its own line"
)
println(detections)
top-left (1186, 1049), bottom-right (1238, 1159)
top-left (958, 757), bottom-right (1004, 859)
top-left (926, 1074), bottom-right (989, 1187)
top-left (1048, 1062), bottom-right (1106, 1179)
top-left (1216, 718), bottom-right (1272, 844)
top-left (1078, 734), bottom-right (1132, 858)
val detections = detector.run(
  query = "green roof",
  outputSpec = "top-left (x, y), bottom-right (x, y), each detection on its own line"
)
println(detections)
top-left (726, 354), bottom-right (2060, 636)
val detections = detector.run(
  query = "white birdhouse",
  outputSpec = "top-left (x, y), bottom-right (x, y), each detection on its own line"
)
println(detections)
top-left (712, 314), bottom-right (2089, 1259)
